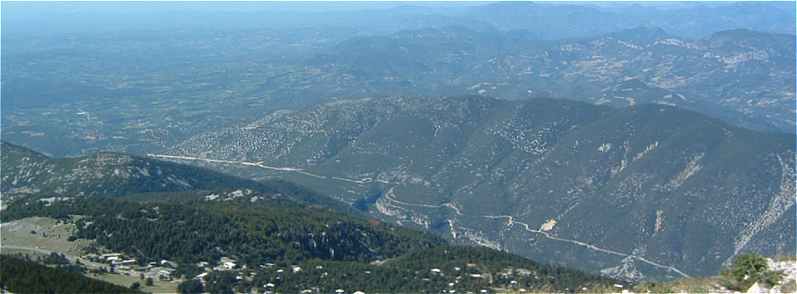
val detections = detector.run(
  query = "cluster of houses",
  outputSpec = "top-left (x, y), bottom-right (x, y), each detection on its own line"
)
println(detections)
top-left (424, 265), bottom-right (551, 294)
top-left (82, 253), bottom-right (176, 281)
top-left (187, 258), bottom-right (376, 294)
top-left (427, 267), bottom-right (493, 294)
top-left (174, 256), bottom-right (556, 294)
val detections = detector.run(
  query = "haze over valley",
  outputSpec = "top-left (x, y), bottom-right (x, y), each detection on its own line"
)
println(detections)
top-left (1, 2), bottom-right (795, 293)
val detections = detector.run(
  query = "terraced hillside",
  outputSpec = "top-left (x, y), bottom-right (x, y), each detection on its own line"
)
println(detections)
top-left (165, 95), bottom-right (796, 280)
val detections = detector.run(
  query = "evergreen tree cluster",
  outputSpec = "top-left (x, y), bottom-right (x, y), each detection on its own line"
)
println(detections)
top-left (4, 194), bottom-right (620, 293)
top-left (722, 253), bottom-right (784, 291)
top-left (3, 194), bottom-right (441, 269)
top-left (0, 255), bottom-right (140, 294)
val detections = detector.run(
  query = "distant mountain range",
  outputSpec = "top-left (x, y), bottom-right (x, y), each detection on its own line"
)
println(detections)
top-left (464, 2), bottom-right (795, 39)
top-left (166, 95), bottom-right (795, 281)
top-left (2, 7), bottom-right (794, 157)
top-left (300, 27), bottom-right (795, 133)
top-left (4, 2), bottom-right (794, 39)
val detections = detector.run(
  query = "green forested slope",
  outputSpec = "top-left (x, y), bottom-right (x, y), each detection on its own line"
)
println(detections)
top-left (0, 255), bottom-right (141, 294)
top-left (3, 193), bottom-right (622, 293)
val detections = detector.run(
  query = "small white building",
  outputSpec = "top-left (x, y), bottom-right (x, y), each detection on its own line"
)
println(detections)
top-left (222, 261), bottom-right (236, 270)
top-left (158, 269), bottom-right (173, 279)
top-left (119, 259), bottom-right (136, 265)
top-left (160, 259), bottom-right (177, 268)
top-left (100, 253), bottom-right (122, 259)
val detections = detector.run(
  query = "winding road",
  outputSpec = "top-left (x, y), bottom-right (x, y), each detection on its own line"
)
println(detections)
top-left (483, 215), bottom-right (691, 278)
top-left (148, 153), bottom-right (691, 279)
top-left (147, 154), bottom-right (375, 185)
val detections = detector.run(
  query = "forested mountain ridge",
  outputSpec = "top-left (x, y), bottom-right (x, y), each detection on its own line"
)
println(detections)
top-left (1, 142), bottom-right (251, 196)
top-left (167, 95), bottom-right (796, 280)
top-left (3, 194), bottom-right (442, 268)
top-left (0, 142), bottom-right (345, 209)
